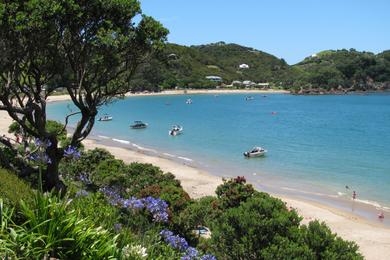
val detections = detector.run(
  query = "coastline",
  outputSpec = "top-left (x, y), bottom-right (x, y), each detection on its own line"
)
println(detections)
top-left (1, 93), bottom-right (390, 259)
top-left (82, 134), bottom-right (390, 259)
top-left (45, 88), bottom-right (290, 103)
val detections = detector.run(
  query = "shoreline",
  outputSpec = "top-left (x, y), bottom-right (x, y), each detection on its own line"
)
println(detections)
top-left (1, 94), bottom-right (390, 258)
top-left (82, 133), bottom-right (390, 259)
top-left (46, 88), bottom-right (290, 103)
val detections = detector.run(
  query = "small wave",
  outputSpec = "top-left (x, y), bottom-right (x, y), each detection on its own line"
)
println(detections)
top-left (163, 153), bottom-right (176, 157)
top-left (354, 199), bottom-right (382, 209)
top-left (178, 156), bottom-right (193, 162)
top-left (97, 135), bottom-right (110, 139)
top-left (132, 143), bottom-right (156, 153)
top-left (337, 192), bottom-right (346, 196)
top-left (112, 138), bottom-right (130, 145)
top-left (281, 187), bottom-right (337, 198)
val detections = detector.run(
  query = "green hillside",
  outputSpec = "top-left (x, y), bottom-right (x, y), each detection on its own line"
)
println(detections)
top-left (130, 42), bottom-right (294, 90)
top-left (130, 43), bottom-right (390, 93)
top-left (290, 49), bottom-right (390, 93)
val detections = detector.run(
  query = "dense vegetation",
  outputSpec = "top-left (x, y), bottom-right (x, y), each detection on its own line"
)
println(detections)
top-left (130, 43), bottom-right (390, 93)
top-left (0, 138), bottom-right (364, 259)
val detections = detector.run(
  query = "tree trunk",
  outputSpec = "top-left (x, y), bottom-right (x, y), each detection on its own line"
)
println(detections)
top-left (45, 142), bottom-right (66, 194)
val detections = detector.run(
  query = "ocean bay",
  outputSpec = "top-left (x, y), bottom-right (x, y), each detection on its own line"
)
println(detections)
top-left (48, 93), bottom-right (390, 211)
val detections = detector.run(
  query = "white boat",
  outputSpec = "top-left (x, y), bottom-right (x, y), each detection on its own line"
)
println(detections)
top-left (186, 98), bottom-right (193, 104)
top-left (169, 125), bottom-right (183, 136)
top-left (244, 147), bottom-right (267, 157)
top-left (245, 96), bottom-right (254, 101)
top-left (98, 115), bottom-right (113, 121)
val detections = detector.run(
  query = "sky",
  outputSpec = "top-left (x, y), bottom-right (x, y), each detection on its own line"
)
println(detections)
top-left (140, 0), bottom-right (390, 64)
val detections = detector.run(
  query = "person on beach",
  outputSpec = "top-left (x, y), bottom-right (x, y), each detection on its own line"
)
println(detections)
top-left (352, 191), bottom-right (356, 200)
top-left (378, 211), bottom-right (384, 220)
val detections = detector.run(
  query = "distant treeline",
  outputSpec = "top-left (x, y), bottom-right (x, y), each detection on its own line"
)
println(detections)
top-left (129, 42), bottom-right (390, 93)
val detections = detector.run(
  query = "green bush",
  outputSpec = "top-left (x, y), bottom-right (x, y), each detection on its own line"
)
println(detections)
top-left (92, 158), bottom-right (128, 187)
top-left (60, 148), bottom-right (114, 181)
top-left (215, 176), bottom-right (255, 209)
top-left (177, 196), bottom-right (220, 234)
top-left (301, 220), bottom-right (363, 259)
top-left (210, 192), bottom-right (302, 259)
top-left (0, 168), bottom-right (33, 207)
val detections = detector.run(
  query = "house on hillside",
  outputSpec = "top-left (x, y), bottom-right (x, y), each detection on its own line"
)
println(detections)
top-left (205, 76), bottom-right (222, 82)
top-left (243, 80), bottom-right (256, 87)
top-left (257, 83), bottom-right (270, 89)
top-left (239, 63), bottom-right (250, 69)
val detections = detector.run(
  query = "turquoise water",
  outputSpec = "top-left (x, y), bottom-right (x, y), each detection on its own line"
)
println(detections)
top-left (47, 93), bottom-right (390, 209)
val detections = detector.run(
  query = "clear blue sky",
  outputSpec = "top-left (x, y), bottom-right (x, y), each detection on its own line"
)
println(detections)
top-left (140, 0), bottom-right (389, 64)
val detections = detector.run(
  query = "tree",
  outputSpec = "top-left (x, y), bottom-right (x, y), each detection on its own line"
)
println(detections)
top-left (0, 0), bottom-right (168, 191)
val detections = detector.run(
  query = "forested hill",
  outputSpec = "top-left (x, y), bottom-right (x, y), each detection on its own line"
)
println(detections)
top-left (291, 49), bottom-right (390, 93)
top-left (130, 42), bottom-right (390, 93)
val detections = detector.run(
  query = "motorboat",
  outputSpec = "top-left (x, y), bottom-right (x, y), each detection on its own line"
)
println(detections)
top-left (130, 121), bottom-right (148, 129)
top-left (186, 98), bottom-right (193, 104)
top-left (98, 115), bottom-right (113, 121)
top-left (169, 125), bottom-right (183, 136)
top-left (244, 147), bottom-right (267, 157)
top-left (245, 96), bottom-right (254, 101)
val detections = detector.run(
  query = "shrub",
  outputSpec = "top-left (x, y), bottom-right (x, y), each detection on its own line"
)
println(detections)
top-left (210, 192), bottom-right (302, 259)
top-left (301, 220), bottom-right (363, 259)
top-left (215, 176), bottom-right (255, 209)
top-left (91, 158), bottom-right (128, 187)
top-left (0, 168), bottom-right (33, 207)
top-left (60, 148), bottom-right (114, 181)
top-left (177, 196), bottom-right (221, 235)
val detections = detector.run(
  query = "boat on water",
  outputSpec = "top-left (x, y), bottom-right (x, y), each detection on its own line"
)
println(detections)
top-left (98, 115), bottom-right (113, 121)
top-left (244, 147), bottom-right (267, 158)
top-left (130, 121), bottom-right (148, 129)
top-left (186, 98), bottom-right (193, 104)
top-left (169, 125), bottom-right (183, 136)
top-left (245, 96), bottom-right (254, 101)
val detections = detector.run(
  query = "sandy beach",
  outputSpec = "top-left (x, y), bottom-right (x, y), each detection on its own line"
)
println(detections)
top-left (1, 92), bottom-right (390, 259)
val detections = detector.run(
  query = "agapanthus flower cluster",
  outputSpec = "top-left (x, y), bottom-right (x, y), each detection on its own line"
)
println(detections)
top-left (63, 146), bottom-right (81, 160)
top-left (160, 230), bottom-right (217, 260)
top-left (28, 152), bottom-right (52, 164)
top-left (28, 138), bottom-right (53, 164)
top-left (35, 138), bottom-right (52, 149)
top-left (142, 196), bottom-right (169, 222)
top-left (160, 230), bottom-right (189, 252)
top-left (78, 173), bottom-right (92, 185)
top-left (99, 186), bottom-right (169, 223)
top-left (99, 186), bottom-right (123, 206)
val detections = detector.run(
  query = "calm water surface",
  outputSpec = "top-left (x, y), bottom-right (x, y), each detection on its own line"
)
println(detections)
top-left (48, 93), bottom-right (390, 209)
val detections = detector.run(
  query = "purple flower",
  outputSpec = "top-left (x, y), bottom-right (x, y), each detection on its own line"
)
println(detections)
top-left (28, 152), bottom-right (52, 164)
top-left (123, 197), bottom-right (145, 210)
top-left (200, 255), bottom-right (217, 260)
top-left (75, 190), bottom-right (89, 197)
top-left (182, 247), bottom-right (198, 259)
top-left (114, 223), bottom-right (123, 233)
top-left (143, 196), bottom-right (169, 222)
top-left (99, 186), bottom-right (124, 206)
top-left (63, 146), bottom-right (81, 159)
top-left (160, 229), bottom-right (174, 238)
top-left (160, 229), bottom-right (189, 252)
top-left (35, 138), bottom-right (52, 149)
top-left (78, 173), bottom-right (92, 185)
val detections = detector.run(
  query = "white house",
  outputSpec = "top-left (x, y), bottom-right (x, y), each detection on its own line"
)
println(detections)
top-left (205, 76), bottom-right (222, 82)
top-left (239, 63), bottom-right (250, 69)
